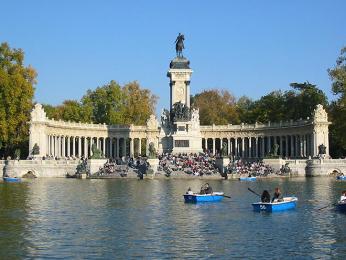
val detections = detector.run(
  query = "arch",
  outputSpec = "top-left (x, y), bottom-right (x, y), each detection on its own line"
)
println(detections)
top-left (22, 170), bottom-right (38, 178)
top-left (329, 168), bottom-right (343, 176)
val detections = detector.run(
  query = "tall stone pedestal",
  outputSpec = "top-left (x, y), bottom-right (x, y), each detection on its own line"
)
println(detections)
top-left (87, 159), bottom-right (107, 175)
top-left (146, 158), bottom-right (159, 177)
top-left (215, 157), bottom-right (230, 175)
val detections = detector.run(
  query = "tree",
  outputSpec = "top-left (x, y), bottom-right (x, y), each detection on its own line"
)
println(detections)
top-left (122, 81), bottom-right (158, 125)
top-left (328, 46), bottom-right (346, 157)
top-left (81, 80), bottom-right (126, 124)
top-left (240, 83), bottom-right (328, 124)
top-left (191, 89), bottom-right (239, 125)
top-left (0, 42), bottom-right (36, 157)
top-left (45, 80), bottom-right (157, 126)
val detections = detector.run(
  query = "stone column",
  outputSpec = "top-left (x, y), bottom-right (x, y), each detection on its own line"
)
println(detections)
top-left (53, 136), bottom-right (55, 157)
top-left (212, 138), bottom-right (215, 155)
top-left (285, 136), bottom-right (288, 158)
top-left (90, 137), bottom-right (93, 156)
top-left (77, 137), bottom-right (80, 157)
top-left (241, 138), bottom-right (245, 158)
top-left (130, 138), bottom-right (134, 157)
top-left (83, 137), bottom-right (87, 158)
top-left (109, 138), bottom-right (113, 158)
top-left (61, 136), bottom-right (65, 158)
top-left (57, 136), bottom-right (60, 158)
top-left (249, 137), bottom-right (252, 158)
top-left (227, 138), bottom-right (230, 155)
top-left (234, 138), bottom-right (238, 157)
top-left (66, 136), bottom-right (70, 157)
top-left (267, 136), bottom-right (271, 154)
top-left (102, 137), bottom-right (106, 157)
top-left (139, 138), bottom-right (142, 156)
top-left (230, 138), bottom-right (233, 156)
top-left (46, 135), bottom-right (49, 156)
top-left (278, 136), bottom-right (282, 157)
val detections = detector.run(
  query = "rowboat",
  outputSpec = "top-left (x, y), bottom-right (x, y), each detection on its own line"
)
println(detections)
top-left (3, 177), bottom-right (21, 183)
top-left (239, 176), bottom-right (257, 181)
top-left (252, 197), bottom-right (298, 212)
top-left (336, 176), bottom-right (346, 180)
top-left (336, 201), bottom-right (346, 213)
top-left (183, 192), bottom-right (224, 203)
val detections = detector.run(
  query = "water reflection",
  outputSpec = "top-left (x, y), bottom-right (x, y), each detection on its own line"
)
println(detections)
top-left (1, 177), bottom-right (346, 259)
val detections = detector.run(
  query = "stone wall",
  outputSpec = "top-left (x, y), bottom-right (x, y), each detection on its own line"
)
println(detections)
top-left (306, 159), bottom-right (346, 176)
top-left (4, 159), bottom-right (80, 178)
top-left (0, 160), bottom-right (5, 177)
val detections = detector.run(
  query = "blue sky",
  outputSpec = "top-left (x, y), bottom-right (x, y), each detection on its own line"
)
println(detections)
top-left (1, 0), bottom-right (345, 115)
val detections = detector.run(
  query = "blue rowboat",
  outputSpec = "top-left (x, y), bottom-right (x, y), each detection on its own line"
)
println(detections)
top-left (336, 201), bottom-right (346, 213)
top-left (239, 176), bottom-right (257, 181)
top-left (3, 177), bottom-right (21, 183)
top-left (183, 192), bottom-right (224, 203)
top-left (336, 176), bottom-right (346, 180)
top-left (252, 197), bottom-right (298, 212)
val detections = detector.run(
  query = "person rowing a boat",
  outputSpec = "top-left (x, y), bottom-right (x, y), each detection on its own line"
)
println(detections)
top-left (272, 187), bottom-right (283, 203)
top-left (261, 190), bottom-right (271, 203)
top-left (340, 190), bottom-right (346, 202)
top-left (200, 183), bottom-right (213, 194)
top-left (186, 187), bottom-right (194, 195)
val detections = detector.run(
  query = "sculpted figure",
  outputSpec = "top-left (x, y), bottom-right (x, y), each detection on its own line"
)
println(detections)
top-left (175, 33), bottom-right (185, 57)
top-left (221, 141), bottom-right (228, 157)
top-left (148, 142), bottom-right (156, 159)
top-left (272, 143), bottom-right (279, 156)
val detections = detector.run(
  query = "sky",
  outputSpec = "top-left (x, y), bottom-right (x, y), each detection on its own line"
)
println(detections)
top-left (1, 0), bottom-right (345, 116)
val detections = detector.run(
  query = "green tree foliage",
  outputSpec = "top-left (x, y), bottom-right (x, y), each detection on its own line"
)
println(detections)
top-left (81, 80), bottom-right (126, 124)
top-left (0, 42), bottom-right (36, 157)
top-left (328, 46), bottom-right (346, 157)
top-left (123, 81), bottom-right (158, 125)
top-left (45, 80), bottom-right (157, 125)
top-left (240, 83), bottom-right (328, 124)
top-left (191, 89), bottom-right (239, 125)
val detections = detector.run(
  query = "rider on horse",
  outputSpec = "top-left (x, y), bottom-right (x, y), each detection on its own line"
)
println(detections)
top-left (175, 33), bottom-right (185, 57)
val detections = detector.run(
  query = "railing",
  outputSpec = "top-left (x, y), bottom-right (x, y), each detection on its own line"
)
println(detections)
top-left (200, 119), bottom-right (312, 131)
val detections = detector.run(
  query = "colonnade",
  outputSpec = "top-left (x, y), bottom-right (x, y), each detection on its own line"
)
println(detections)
top-left (46, 135), bottom-right (146, 159)
top-left (202, 134), bottom-right (313, 159)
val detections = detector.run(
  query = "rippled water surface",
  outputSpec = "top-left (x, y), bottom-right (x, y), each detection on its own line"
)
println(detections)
top-left (1, 177), bottom-right (346, 259)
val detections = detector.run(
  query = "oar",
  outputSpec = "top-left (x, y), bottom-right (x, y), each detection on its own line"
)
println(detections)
top-left (222, 194), bottom-right (232, 198)
top-left (317, 203), bottom-right (336, 211)
top-left (247, 187), bottom-right (261, 197)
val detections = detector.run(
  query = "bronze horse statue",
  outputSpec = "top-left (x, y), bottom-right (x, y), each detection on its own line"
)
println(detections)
top-left (175, 33), bottom-right (185, 57)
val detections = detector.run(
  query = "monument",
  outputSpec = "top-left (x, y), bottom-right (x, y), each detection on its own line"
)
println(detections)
top-left (158, 34), bottom-right (203, 154)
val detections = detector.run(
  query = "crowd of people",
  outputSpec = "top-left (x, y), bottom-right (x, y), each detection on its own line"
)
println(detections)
top-left (226, 159), bottom-right (276, 176)
top-left (158, 153), bottom-right (219, 177)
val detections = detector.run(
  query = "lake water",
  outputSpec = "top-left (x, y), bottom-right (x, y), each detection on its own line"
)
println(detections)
top-left (1, 177), bottom-right (346, 259)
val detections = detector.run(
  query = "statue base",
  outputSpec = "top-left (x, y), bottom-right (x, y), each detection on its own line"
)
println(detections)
top-left (146, 158), bottom-right (159, 177)
top-left (215, 157), bottom-right (230, 175)
top-left (87, 159), bottom-right (108, 175)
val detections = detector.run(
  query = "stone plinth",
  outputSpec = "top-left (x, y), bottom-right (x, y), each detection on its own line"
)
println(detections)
top-left (215, 157), bottom-right (230, 175)
top-left (146, 158), bottom-right (159, 177)
top-left (87, 159), bottom-right (107, 175)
